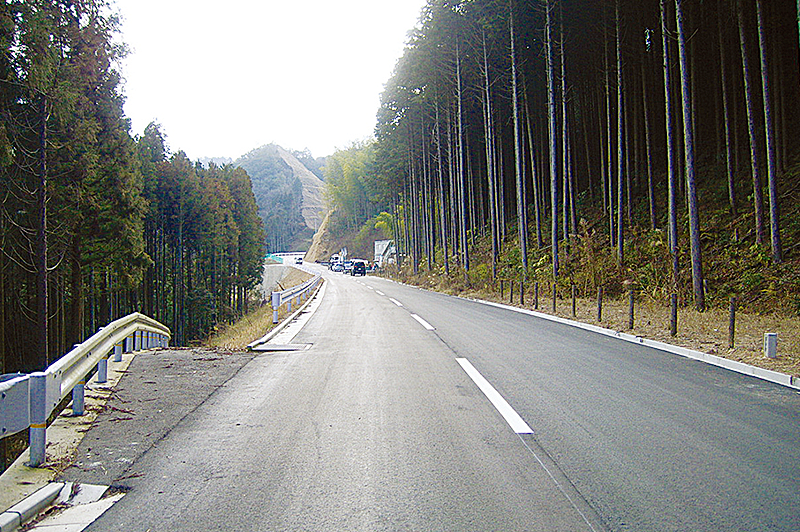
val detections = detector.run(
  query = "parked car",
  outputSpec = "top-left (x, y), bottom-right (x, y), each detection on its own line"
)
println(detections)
top-left (295, 256), bottom-right (303, 264)
top-left (331, 263), bottom-right (344, 272)
top-left (351, 259), bottom-right (367, 276)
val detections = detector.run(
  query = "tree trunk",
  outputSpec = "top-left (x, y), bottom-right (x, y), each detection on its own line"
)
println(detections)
top-left (36, 94), bottom-right (48, 370)
top-left (604, 17), bottom-right (615, 250)
top-left (616, 0), bottom-right (625, 263)
top-left (560, 9), bottom-right (571, 255)
top-left (737, 0), bottom-right (766, 245)
top-left (546, 0), bottom-right (559, 279)
top-left (755, 0), bottom-right (783, 263)
top-left (525, 94), bottom-right (543, 248)
top-left (642, 58), bottom-right (657, 229)
top-left (435, 101), bottom-right (450, 275)
top-left (510, 6), bottom-right (528, 275)
top-left (447, 107), bottom-right (459, 263)
top-left (0, 236), bottom-right (4, 374)
top-left (718, 4), bottom-right (738, 219)
top-left (661, 0), bottom-right (680, 289)
top-left (68, 238), bottom-right (85, 348)
top-left (456, 39), bottom-right (469, 274)
top-left (481, 30), bottom-right (499, 278)
top-left (676, 0), bottom-right (705, 311)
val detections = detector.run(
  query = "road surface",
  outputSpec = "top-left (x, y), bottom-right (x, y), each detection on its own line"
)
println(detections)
top-left (60, 265), bottom-right (800, 531)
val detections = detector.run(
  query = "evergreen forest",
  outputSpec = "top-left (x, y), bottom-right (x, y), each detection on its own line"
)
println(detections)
top-left (235, 144), bottom-right (314, 253)
top-left (324, 0), bottom-right (800, 318)
top-left (0, 1), bottom-right (265, 373)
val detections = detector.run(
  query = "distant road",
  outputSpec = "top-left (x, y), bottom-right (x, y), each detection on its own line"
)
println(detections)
top-left (65, 265), bottom-right (799, 531)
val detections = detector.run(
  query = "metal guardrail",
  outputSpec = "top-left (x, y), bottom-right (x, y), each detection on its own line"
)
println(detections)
top-left (0, 312), bottom-right (171, 467)
top-left (270, 274), bottom-right (322, 325)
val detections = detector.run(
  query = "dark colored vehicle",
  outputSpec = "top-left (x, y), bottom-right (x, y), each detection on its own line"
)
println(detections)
top-left (351, 260), bottom-right (367, 276)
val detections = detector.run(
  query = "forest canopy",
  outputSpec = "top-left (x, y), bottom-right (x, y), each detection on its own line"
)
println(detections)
top-left (0, 0), bottom-right (265, 372)
top-left (340, 0), bottom-right (800, 315)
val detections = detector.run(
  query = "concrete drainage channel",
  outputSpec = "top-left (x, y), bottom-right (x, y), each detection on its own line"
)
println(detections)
top-left (251, 343), bottom-right (313, 352)
top-left (0, 482), bottom-right (123, 532)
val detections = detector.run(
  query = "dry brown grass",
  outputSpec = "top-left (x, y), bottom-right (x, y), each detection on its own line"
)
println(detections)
top-left (206, 268), bottom-right (314, 350)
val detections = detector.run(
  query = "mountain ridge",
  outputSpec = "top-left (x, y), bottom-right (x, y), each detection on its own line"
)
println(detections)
top-left (234, 143), bottom-right (327, 252)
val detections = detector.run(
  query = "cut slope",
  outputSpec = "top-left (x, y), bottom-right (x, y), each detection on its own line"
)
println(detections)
top-left (275, 145), bottom-right (326, 231)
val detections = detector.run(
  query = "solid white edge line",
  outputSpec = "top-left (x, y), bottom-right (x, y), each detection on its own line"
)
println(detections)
top-left (389, 298), bottom-right (403, 307)
top-left (411, 314), bottom-right (435, 331)
top-left (474, 298), bottom-right (800, 391)
top-left (456, 358), bottom-right (533, 434)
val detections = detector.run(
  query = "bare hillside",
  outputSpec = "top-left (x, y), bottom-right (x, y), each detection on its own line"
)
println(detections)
top-left (276, 146), bottom-right (326, 232)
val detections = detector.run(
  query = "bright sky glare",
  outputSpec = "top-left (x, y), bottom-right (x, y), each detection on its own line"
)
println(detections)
top-left (113, 0), bottom-right (426, 161)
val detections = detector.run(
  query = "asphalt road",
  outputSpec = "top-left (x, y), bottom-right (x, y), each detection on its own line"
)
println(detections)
top-left (59, 265), bottom-right (800, 531)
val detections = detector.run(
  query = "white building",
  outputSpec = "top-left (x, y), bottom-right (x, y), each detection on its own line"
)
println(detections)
top-left (374, 240), bottom-right (396, 267)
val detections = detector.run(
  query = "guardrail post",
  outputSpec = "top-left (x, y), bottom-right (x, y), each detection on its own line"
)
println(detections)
top-left (125, 334), bottom-right (132, 353)
top-left (272, 291), bottom-right (280, 324)
top-left (72, 379), bottom-right (85, 415)
top-left (28, 372), bottom-right (47, 467)
top-left (134, 331), bottom-right (141, 351)
top-left (113, 341), bottom-right (123, 362)
top-left (97, 356), bottom-right (108, 384)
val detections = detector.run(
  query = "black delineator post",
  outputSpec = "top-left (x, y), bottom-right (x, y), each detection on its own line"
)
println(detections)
top-left (500, 280), bottom-right (504, 300)
top-left (534, 282), bottom-right (539, 309)
top-left (510, 281), bottom-right (514, 303)
top-left (520, 279), bottom-right (525, 306)
top-left (597, 287), bottom-right (603, 322)
top-left (552, 283), bottom-right (557, 313)
top-left (571, 283), bottom-right (576, 317)
top-left (670, 294), bottom-right (678, 336)
top-left (728, 296), bottom-right (736, 348)
top-left (628, 288), bottom-right (635, 330)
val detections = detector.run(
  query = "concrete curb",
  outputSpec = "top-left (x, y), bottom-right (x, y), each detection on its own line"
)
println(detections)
top-left (248, 280), bottom-right (325, 350)
top-left (0, 482), bottom-right (63, 532)
top-left (378, 275), bottom-right (799, 391)
top-left (474, 298), bottom-right (800, 391)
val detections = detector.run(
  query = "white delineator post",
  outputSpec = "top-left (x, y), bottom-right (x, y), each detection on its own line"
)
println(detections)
top-left (764, 332), bottom-right (777, 358)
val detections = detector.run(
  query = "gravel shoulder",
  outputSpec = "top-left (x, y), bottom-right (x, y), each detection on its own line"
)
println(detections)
top-left (56, 347), bottom-right (256, 487)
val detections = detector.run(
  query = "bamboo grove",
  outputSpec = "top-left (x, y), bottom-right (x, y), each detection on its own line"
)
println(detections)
top-left (0, 0), bottom-right (265, 373)
top-left (371, 0), bottom-right (798, 313)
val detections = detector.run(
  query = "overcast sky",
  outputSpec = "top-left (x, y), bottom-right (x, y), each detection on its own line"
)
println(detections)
top-left (113, 0), bottom-right (426, 161)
